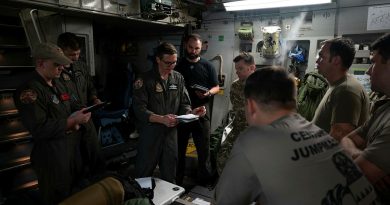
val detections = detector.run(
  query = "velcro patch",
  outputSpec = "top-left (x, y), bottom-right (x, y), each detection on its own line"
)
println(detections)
top-left (62, 73), bottom-right (71, 81)
top-left (20, 89), bottom-right (37, 104)
top-left (60, 93), bottom-right (70, 101)
top-left (155, 83), bottom-right (163, 92)
top-left (134, 78), bottom-right (143, 89)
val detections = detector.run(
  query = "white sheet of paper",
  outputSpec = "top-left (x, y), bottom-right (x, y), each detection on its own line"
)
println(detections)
top-left (176, 114), bottom-right (199, 120)
top-left (135, 177), bottom-right (152, 189)
top-left (192, 198), bottom-right (211, 205)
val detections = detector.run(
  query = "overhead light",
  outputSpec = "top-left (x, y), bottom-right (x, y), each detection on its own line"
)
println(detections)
top-left (223, 0), bottom-right (332, 11)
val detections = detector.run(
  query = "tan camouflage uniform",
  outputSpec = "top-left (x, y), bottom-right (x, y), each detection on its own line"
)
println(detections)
top-left (217, 79), bottom-right (248, 175)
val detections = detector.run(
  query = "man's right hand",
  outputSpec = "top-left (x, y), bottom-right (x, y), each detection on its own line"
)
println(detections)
top-left (68, 108), bottom-right (91, 130)
top-left (73, 108), bottom-right (92, 124)
top-left (162, 114), bottom-right (178, 127)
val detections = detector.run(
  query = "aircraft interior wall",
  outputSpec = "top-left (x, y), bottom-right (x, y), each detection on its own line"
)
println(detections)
top-left (0, 0), bottom-right (389, 203)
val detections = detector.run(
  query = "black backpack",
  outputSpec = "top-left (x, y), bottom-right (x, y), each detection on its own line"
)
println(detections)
top-left (94, 172), bottom-right (155, 204)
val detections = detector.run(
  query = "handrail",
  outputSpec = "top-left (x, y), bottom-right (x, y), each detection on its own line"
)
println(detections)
top-left (210, 54), bottom-right (223, 81)
top-left (29, 9), bottom-right (43, 43)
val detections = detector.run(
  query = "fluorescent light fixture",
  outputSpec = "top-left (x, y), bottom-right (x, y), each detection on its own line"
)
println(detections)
top-left (224, 0), bottom-right (332, 11)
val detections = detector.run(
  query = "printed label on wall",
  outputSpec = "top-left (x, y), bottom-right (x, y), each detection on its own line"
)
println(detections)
top-left (367, 4), bottom-right (390, 31)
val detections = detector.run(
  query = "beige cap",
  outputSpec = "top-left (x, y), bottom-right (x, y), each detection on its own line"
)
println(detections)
top-left (33, 43), bottom-right (72, 65)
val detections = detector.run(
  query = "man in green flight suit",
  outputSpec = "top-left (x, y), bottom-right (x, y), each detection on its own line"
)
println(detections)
top-left (132, 42), bottom-right (206, 183)
top-left (57, 32), bottom-right (101, 106)
top-left (57, 32), bottom-right (105, 177)
top-left (14, 43), bottom-right (93, 205)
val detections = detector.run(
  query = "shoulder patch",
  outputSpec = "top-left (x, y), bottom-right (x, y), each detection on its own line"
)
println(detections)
top-left (156, 83), bottom-right (163, 92)
top-left (62, 73), bottom-right (71, 81)
top-left (134, 78), bottom-right (143, 89)
top-left (20, 89), bottom-right (37, 104)
top-left (51, 95), bottom-right (60, 104)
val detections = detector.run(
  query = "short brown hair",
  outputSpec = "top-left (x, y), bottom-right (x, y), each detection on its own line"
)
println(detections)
top-left (184, 34), bottom-right (202, 43)
top-left (233, 52), bottom-right (255, 65)
top-left (322, 38), bottom-right (355, 69)
top-left (245, 66), bottom-right (296, 110)
top-left (57, 32), bottom-right (80, 51)
top-left (371, 33), bottom-right (390, 63)
top-left (155, 42), bottom-right (177, 59)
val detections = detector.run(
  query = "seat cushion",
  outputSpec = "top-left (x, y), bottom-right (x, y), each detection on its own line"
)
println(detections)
top-left (59, 177), bottom-right (124, 205)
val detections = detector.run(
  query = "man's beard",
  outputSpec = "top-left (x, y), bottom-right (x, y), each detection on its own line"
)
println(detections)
top-left (186, 52), bottom-right (199, 60)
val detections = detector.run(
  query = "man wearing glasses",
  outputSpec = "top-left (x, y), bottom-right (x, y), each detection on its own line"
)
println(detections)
top-left (132, 42), bottom-right (206, 183)
top-left (175, 34), bottom-right (220, 186)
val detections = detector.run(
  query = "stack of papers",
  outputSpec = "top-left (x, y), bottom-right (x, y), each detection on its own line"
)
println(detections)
top-left (135, 177), bottom-right (185, 205)
top-left (192, 198), bottom-right (211, 205)
top-left (176, 114), bottom-right (199, 123)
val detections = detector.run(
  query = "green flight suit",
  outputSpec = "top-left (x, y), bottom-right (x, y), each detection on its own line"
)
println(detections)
top-left (14, 71), bottom-right (85, 205)
top-left (59, 61), bottom-right (97, 106)
top-left (59, 61), bottom-right (104, 176)
top-left (132, 68), bottom-right (191, 183)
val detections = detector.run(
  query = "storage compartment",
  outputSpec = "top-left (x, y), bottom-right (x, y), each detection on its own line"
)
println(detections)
top-left (0, 9), bottom-right (36, 200)
top-left (0, 90), bottom-right (18, 116)
top-left (82, 0), bottom-right (102, 11)
top-left (0, 117), bottom-right (31, 144)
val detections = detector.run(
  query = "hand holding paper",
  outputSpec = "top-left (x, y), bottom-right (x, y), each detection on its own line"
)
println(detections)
top-left (176, 114), bottom-right (199, 123)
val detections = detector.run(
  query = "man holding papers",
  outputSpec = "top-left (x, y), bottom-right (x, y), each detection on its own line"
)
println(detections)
top-left (133, 42), bottom-right (206, 183)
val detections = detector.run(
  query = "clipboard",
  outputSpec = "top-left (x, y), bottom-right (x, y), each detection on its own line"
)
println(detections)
top-left (190, 84), bottom-right (209, 93)
top-left (82, 101), bottom-right (109, 113)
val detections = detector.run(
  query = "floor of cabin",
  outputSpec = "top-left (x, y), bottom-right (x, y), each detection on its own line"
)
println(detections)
top-left (1, 138), bottom-right (217, 205)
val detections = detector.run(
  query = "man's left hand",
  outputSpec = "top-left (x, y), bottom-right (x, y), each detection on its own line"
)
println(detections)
top-left (192, 106), bottom-right (206, 117)
top-left (195, 90), bottom-right (209, 99)
top-left (93, 98), bottom-right (102, 105)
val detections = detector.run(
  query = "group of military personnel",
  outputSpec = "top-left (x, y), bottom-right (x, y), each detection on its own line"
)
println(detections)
top-left (14, 33), bottom-right (221, 204)
top-left (14, 30), bottom-right (390, 204)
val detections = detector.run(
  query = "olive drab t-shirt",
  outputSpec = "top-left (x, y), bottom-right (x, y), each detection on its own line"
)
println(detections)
top-left (358, 100), bottom-right (390, 174)
top-left (312, 74), bottom-right (369, 133)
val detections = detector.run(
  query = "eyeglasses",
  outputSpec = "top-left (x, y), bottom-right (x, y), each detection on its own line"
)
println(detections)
top-left (161, 60), bottom-right (177, 66)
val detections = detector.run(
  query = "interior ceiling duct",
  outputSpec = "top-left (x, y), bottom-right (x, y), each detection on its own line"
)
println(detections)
top-left (185, 0), bottom-right (205, 6)
top-left (183, 0), bottom-right (225, 10)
